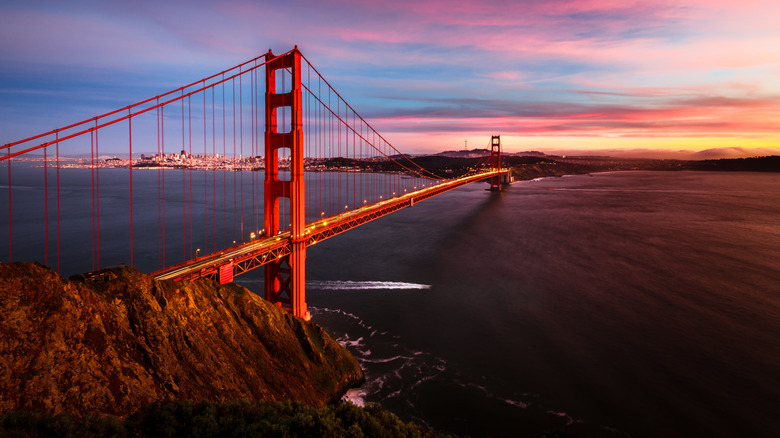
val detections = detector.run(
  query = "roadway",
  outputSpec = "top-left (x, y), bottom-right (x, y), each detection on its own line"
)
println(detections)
top-left (151, 169), bottom-right (507, 282)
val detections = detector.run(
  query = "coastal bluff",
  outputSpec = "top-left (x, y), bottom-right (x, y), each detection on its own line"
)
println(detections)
top-left (0, 262), bottom-right (363, 418)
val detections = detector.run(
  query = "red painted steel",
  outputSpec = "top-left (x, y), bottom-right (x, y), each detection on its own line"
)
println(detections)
top-left (490, 135), bottom-right (502, 191)
top-left (264, 48), bottom-right (309, 320)
top-left (6, 147), bottom-right (10, 262)
top-left (128, 111), bottom-right (134, 267)
top-left (219, 263), bottom-right (233, 284)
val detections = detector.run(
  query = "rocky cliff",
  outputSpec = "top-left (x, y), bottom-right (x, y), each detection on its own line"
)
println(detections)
top-left (0, 262), bottom-right (363, 418)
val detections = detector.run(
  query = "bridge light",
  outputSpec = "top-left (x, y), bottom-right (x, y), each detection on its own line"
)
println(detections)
top-left (345, 205), bottom-right (348, 210)
top-left (250, 232), bottom-right (256, 240)
top-left (196, 248), bottom-right (201, 257)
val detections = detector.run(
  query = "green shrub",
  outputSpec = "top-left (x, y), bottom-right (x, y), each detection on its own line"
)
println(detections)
top-left (0, 400), bottom-right (443, 438)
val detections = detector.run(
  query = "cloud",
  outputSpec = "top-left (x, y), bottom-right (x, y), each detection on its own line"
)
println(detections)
top-left (362, 92), bottom-right (780, 140)
top-left (1, 0), bottom-right (779, 154)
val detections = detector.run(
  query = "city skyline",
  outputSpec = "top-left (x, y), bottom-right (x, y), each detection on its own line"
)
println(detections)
top-left (2, 0), bottom-right (779, 158)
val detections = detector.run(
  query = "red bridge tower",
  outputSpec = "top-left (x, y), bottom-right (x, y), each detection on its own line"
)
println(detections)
top-left (264, 48), bottom-right (309, 320)
top-left (489, 135), bottom-right (502, 191)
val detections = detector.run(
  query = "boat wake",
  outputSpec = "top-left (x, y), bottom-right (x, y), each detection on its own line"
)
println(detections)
top-left (308, 280), bottom-right (431, 291)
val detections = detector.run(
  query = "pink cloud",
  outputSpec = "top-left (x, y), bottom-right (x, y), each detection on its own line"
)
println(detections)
top-left (367, 93), bottom-right (780, 141)
top-left (2, 0), bottom-right (779, 155)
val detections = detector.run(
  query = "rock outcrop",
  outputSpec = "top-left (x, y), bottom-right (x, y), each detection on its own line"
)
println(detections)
top-left (0, 262), bottom-right (363, 418)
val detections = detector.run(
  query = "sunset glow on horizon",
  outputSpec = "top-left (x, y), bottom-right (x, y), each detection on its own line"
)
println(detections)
top-left (2, 0), bottom-right (779, 158)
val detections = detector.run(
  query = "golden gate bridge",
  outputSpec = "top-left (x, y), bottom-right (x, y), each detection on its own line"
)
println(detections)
top-left (1, 47), bottom-right (507, 320)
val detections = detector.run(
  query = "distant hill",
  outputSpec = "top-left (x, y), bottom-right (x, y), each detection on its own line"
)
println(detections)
top-left (690, 147), bottom-right (780, 160)
top-left (515, 147), bottom-right (780, 160)
top-left (432, 148), bottom-right (489, 158)
top-left (682, 155), bottom-right (780, 172)
top-left (0, 262), bottom-right (363, 419)
top-left (433, 149), bottom-right (551, 159)
top-left (385, 153), bottom-right (779, 182)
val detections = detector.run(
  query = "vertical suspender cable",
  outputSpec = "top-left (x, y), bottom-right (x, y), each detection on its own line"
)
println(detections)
top-left (203, 83), bottom-right (208, 255)
top-left (328, 84), bottom-right (331, 218)
top-left (223, 78), bottom-right (227, 248)
top-left (281, 70), bottom-right (285, 231)
top-left (56, 131), bottom-right (60, 272)
top-left (250, 70), bottom-right (255, 237)
top-left (184, 95), bottom-right (195, 260)
top-left (254, 67), bottom-right (259, 235)
top-left (212, 85), bottom-right (217, 252)
top-left (233, 78), bottom-right (237, 244)
top-left (44, 145), bottom-right (48, 266)
top-left (6, 147), bottom-right (11, 262)
top-left (157, 105), bottom-right (162, 269)
top-left (161, 104), bottom-right (166, 268)
top-left (240, 71), bottom-right (244, 240)
top-left (251, 68), bottom-right (256, 237)
top-left (95, 122), bottom-right (100, 268)
top-left (90, 129), bottom-right (95, 270)
top-left (182, 94), bottom-right (186, 262)
top-left (129, 110), bottom-right (134, 267)
top-left (352, 109), bottom-right (355, 210)
top-left (337, 98), bottom-right (341, 212)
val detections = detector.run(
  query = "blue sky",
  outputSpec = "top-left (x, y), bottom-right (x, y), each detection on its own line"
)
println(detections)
top-left (2, 0), bottom-right (780, 157)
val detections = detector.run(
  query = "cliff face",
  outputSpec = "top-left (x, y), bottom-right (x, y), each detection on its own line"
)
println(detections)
top-left (0, 262), bottom-right (363, 418)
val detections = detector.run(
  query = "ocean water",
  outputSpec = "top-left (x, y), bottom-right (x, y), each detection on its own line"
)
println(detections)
top-left (3, 167), bottom-right (779, 436)
top-left (273, 171), bottom-right (779, 437)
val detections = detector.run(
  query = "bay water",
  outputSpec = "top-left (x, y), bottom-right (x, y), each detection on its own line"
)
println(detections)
top-left (284, 171), bottom-right (780, 437)
top-left (3, 167), bottom-right (779, 436)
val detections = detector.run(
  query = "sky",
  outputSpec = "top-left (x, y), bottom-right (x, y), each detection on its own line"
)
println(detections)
top-left (2, 0), bottom-right (780, 158)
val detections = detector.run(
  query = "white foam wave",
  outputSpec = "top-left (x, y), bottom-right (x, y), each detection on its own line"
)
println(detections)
top-left (309, 280), bottom-right (431, 290)
top-left (360, 355), bottom-right (415, 364)
top-left (341, 388), bottom-right (366, 407)
top-left (504, 399), bottom-right (529, 409)
top-left (340, 336), bottom-right (365, 348)
top-left (547, 410), bottom-right (575, 426)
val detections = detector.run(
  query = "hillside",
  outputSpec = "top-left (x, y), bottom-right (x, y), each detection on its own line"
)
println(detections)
top-left (0, 262), bottom-right (364, 419)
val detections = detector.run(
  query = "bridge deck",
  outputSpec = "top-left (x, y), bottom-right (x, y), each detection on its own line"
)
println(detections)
top-left (151, 169), bottom-right (507, 282)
